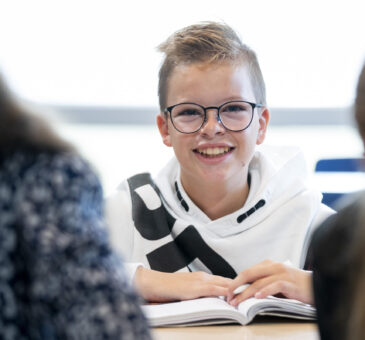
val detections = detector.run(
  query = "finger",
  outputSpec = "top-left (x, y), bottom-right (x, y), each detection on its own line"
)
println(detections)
top-left (255, 273), bottom-right (313, 305)
top-left (194, 285), bottom-right (229, 299)
top-left (254, 280), bottom-right (295, 300)
top-left (228, 260), bottom-right (283, 296)
top-left (229, 266), bottom-right (308, 305)
top-left (190, 271), bottom-right (232, 286)
top-left (210, 275), bottom-right (234, 287)
top-left (229, 260), bottom-right (275, 286)
top-left (228, 274), bottom-right (283, 306)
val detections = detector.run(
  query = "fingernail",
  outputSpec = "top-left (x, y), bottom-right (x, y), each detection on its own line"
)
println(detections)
top-left (229, 299), bottom-right (237, 306)
top-left (255, 292), bottom-right (262, 298)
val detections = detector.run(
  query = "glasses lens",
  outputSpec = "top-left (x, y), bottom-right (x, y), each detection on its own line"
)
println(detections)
top-left (170, 104), bottom-right (204, 133)
top-left (219, 101), bottom-right (254, 131)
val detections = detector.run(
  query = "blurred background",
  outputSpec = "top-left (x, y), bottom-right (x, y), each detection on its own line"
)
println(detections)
top-left (1, 0), bottom-right (364, 195)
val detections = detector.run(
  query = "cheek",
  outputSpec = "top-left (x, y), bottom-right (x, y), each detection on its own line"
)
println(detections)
top-left (236, 133), bottom-right (258, 166)
top-left (170, 134), bottom-right (191, 158)
top-left (240, 128), bottom-right (257, 148)
top-left (247, 119), bottom-right (263, 145)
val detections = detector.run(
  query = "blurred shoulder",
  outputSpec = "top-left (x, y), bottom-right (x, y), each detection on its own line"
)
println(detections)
top-left (0, 151), bottom-right (103, 212)
top-left (3, 150), bottom-right (99, 185)
top-left (313, 192), bottom-right (365, 242)
top-left (311, 192), bottom-right (365, 271)
top-left (33, 151), bottom-right (98, 180)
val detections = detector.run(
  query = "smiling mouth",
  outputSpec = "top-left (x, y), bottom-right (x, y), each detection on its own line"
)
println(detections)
top-left (193, 146), bottom-right (235, 158)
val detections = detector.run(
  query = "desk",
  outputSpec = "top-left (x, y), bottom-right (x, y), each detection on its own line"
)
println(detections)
top-left (152, 320), bottom-right (319, 340)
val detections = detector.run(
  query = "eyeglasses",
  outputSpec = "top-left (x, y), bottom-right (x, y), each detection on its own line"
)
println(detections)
top-left (164, 100), bottom-right (264, 134)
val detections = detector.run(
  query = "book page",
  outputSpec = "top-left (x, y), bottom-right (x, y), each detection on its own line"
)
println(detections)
top-left (237, 296), bottom-right (316, 323)
top-left (142, 296), bottom-right (316, 327)
top-left (142, 297), bottom-right (245, 326)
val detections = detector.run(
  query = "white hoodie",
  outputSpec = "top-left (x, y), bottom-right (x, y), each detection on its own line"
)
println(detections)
top-left (106, 145), bottom-right (333, 279)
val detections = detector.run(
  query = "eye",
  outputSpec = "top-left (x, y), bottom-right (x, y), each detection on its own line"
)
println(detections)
top-left (177, 108), bottom-right (201, 116)
top-left (222, 103), bottom-right (249, 113)
top-left (172, 105), bottom-right (204, 118)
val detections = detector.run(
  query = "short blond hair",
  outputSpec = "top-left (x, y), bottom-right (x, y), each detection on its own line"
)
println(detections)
top-left (157, 21), bottom-right (266, 111)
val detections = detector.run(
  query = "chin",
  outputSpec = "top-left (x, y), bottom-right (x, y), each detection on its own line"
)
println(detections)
top-left (199, 169), bottom-right (230, 182)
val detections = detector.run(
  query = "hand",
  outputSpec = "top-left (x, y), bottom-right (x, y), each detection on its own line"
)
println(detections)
top-left (226, 259), bottom-right (313, 306)
top-left (134, 267), bottom-right (233, 303)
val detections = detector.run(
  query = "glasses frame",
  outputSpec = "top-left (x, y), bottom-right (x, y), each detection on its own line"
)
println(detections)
top-left (164, 100), bottom-right (264, 134)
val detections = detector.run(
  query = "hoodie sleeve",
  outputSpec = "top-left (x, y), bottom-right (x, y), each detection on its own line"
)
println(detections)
top-left (301, 202), bottom-right (335, 269)
top-left (105, 180), bottom-right (145, 280)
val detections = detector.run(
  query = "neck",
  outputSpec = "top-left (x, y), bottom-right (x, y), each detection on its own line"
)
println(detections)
top-left (180, 173), bottom-right (250, 220)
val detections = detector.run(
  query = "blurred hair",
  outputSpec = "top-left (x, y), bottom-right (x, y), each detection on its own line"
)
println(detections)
top-left (347, 62), bottom-right (365, 339)
top-left (157, 21), bottom-right (266, 111)
top-left (0, 74), bottom-right (73, 156)
top-left (346, 194), bottom-right (365, 339)
top-left (355, 63), bottom-right (365, 144)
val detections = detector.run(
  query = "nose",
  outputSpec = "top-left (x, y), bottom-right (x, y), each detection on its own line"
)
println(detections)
top-left (199, 109), bottom-right (225, 137)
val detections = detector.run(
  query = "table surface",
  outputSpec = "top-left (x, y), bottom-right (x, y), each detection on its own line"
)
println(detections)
top-left (152, 319), bottom-right (319, 340)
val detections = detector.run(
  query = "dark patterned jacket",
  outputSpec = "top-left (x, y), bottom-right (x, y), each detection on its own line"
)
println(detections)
top-left (0, 151), bottom-right (151, 340)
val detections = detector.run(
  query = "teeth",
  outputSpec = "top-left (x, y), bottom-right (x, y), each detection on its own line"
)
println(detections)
top-left (196, 147), bottom-right (231, 156)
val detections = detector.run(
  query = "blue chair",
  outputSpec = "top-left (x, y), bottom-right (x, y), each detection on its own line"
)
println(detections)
top-left (314, 158), bottom-right (365, 208)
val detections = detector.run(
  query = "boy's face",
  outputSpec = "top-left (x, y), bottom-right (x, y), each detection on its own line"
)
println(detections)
top-left (157, 62), bottom-right (269, 189)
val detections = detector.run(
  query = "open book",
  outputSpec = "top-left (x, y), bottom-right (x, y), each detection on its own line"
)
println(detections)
top-left (142, 296), bottom-right (316, 327)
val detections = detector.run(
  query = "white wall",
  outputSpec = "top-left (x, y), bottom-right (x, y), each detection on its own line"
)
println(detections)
top-left (2, 1), bottom-right (365, 196)
top-left (1, 0), bottom-right (365, 109)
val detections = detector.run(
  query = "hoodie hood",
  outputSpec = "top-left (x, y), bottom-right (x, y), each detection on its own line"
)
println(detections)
top-left (154, 145), bottom-right (322, 237)
top-left (109, 145), bottom-right (333, 273)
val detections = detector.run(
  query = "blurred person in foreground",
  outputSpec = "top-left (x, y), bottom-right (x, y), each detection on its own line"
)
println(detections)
top-left (0, 74), bottom-right (151, 340)
top-left (311, 62), bottom-right (365, 340)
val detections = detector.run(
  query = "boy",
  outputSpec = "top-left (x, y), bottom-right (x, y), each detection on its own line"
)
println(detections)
top-left (106, 22), bottom-right (333, 305)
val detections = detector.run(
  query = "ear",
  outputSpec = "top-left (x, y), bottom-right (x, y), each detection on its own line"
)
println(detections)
top-left (256, 108), bottom-right (270, 145)
top-left (157, 113), bottom-right (172, 147)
